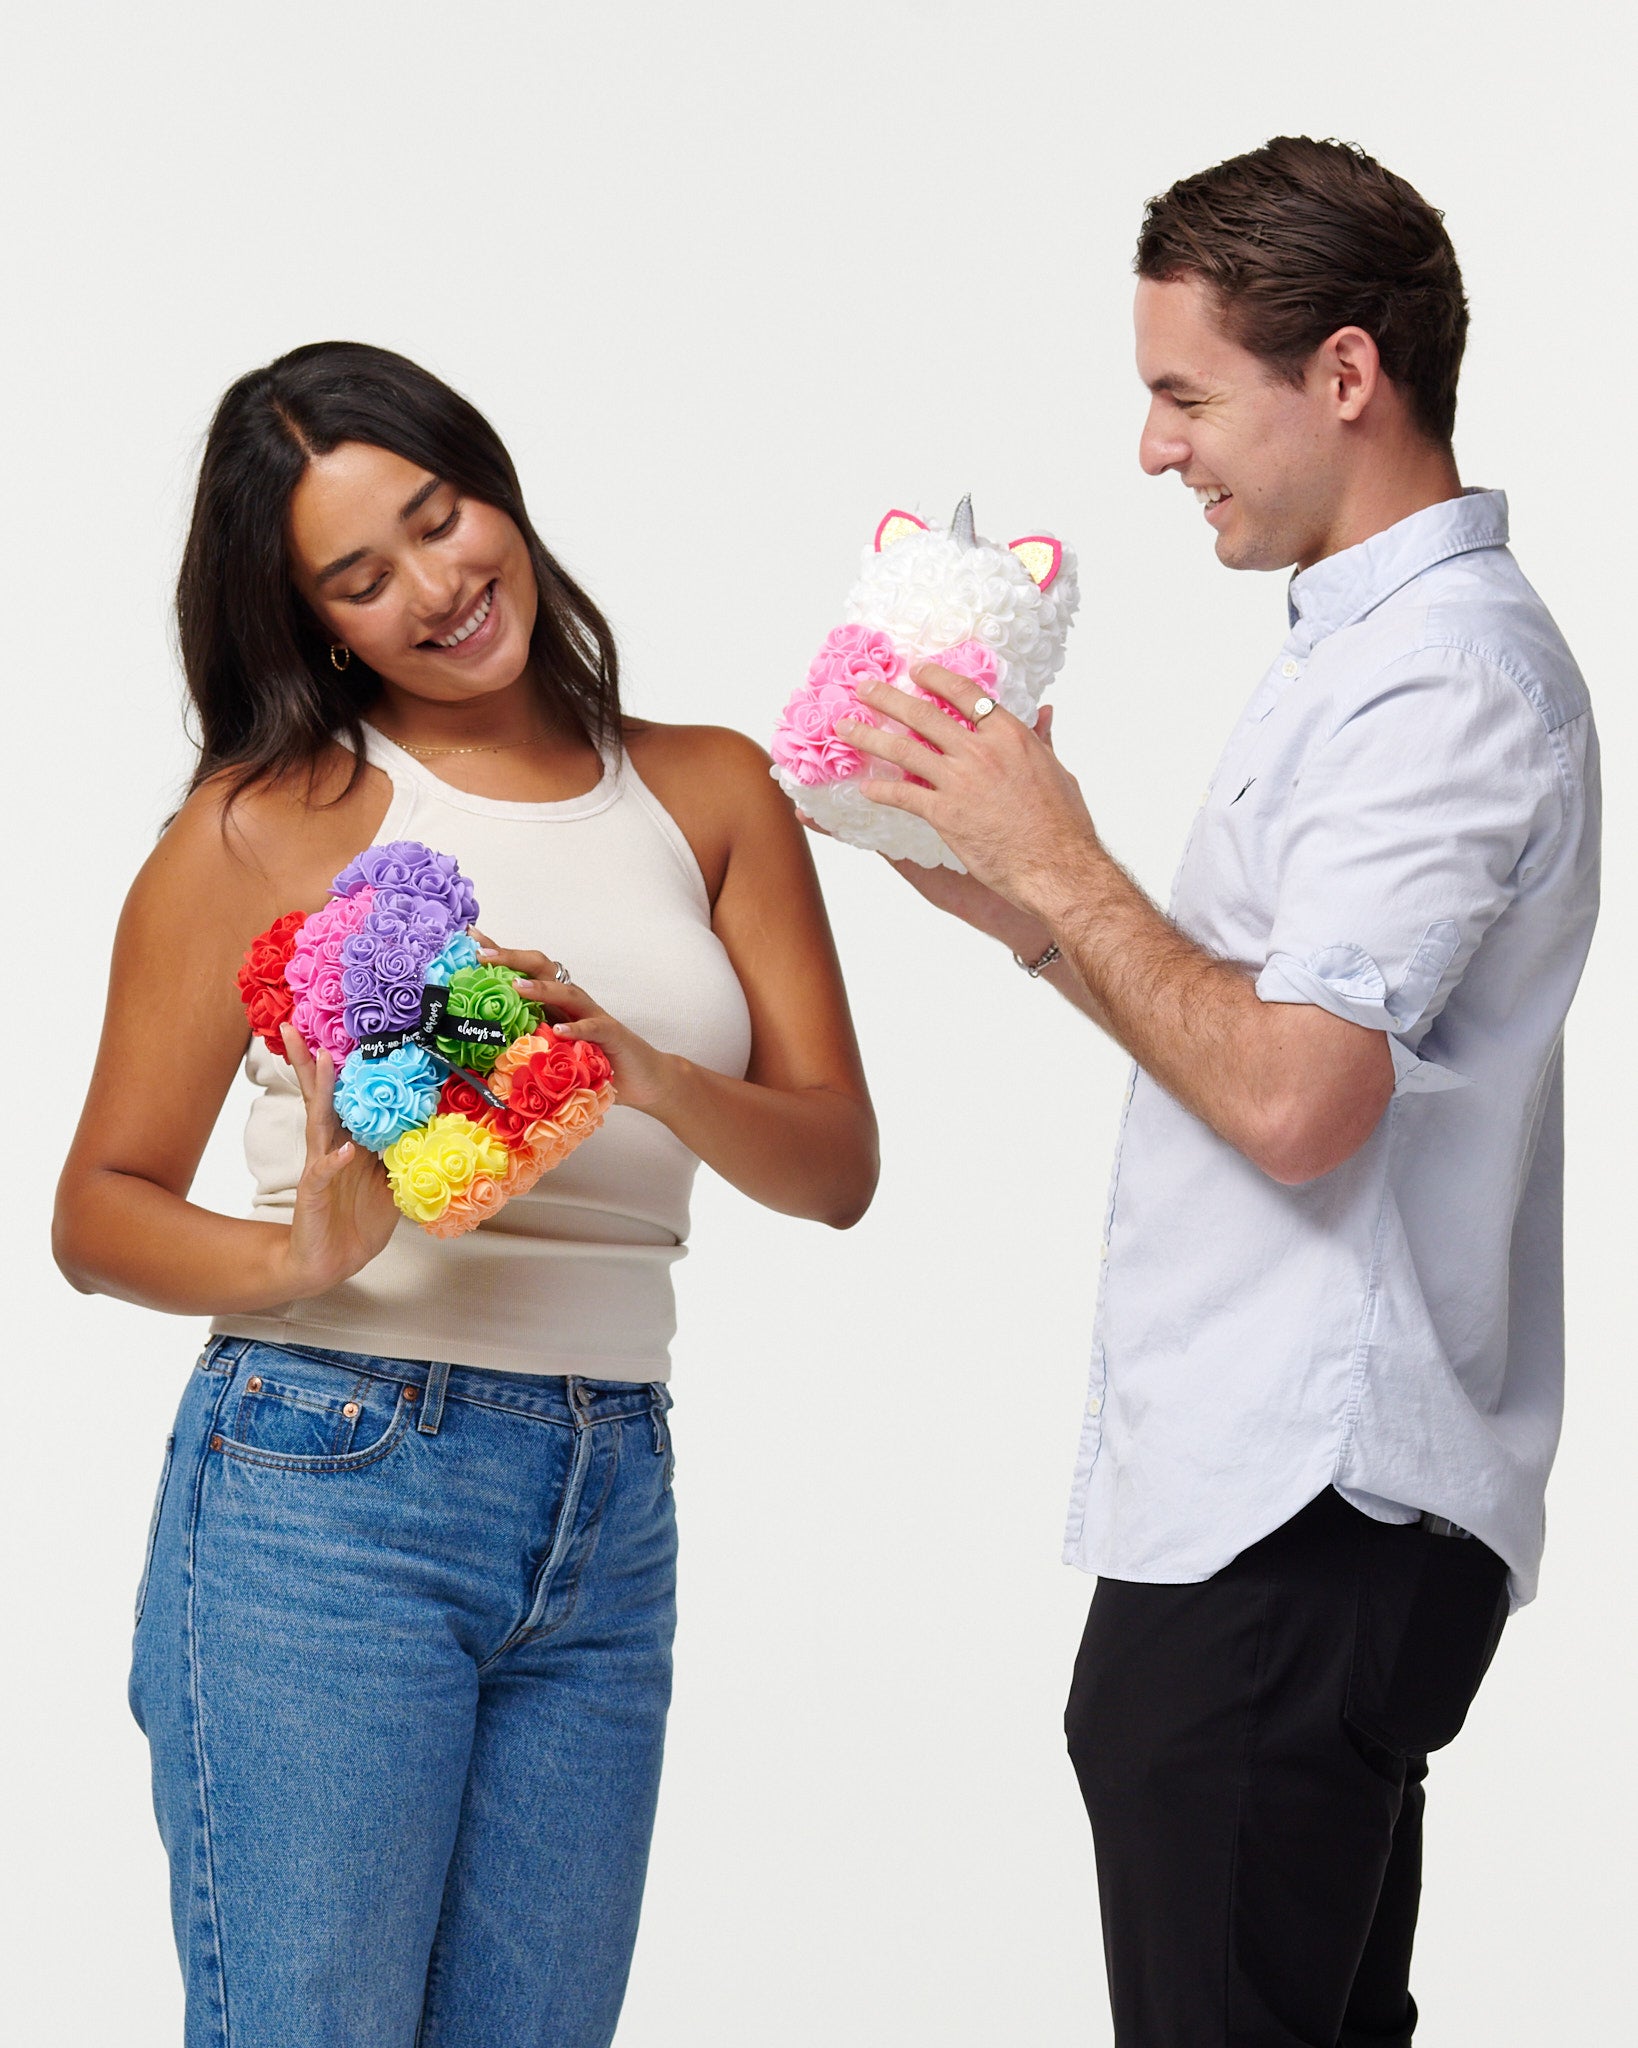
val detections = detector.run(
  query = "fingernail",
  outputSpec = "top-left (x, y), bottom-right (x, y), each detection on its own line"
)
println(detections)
top-left (837, 718), bottom-right (858, 735)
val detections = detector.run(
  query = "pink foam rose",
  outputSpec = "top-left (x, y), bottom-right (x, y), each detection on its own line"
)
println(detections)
top-left (907, 639), bottom-right (1000, 733)
top-left (929, 639), bottom-right (999, 690)
top-left (285, 886), bottom-right (374, 1059)
top-left (771, 624), bottom-right (911, 786)
top-left (806, 623), bottom-right (906, 695)
top-left (770, 679), bottom-right (880, 786)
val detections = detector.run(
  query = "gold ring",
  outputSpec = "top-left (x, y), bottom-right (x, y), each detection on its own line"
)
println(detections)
top-left (972, 695), bottom-right (998, 721)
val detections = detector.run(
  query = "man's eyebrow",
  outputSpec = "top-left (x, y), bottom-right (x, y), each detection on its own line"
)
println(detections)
top-left (314, 477), bottom-right (446, 585)
top-left (1145, 374), bottom-right (1201, 396)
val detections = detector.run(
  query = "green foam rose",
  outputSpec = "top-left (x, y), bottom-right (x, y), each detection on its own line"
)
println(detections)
top-left (433, 964), bottom-right (541, 1073)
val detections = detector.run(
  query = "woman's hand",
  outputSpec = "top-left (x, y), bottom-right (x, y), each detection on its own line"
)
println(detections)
top-left (278, 1024), bottom-right (401, 1295)
top-left (475, 939), bottom-right (683, 1117)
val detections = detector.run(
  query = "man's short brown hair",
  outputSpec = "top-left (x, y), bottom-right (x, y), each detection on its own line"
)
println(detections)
top-left (1135, 137), bottom-right (1469, 445)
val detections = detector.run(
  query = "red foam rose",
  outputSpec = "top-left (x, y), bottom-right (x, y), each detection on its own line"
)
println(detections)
top-left (436, 1073), bottom-right (532, 1148)
top-left (236, 910), bottom-right (308, 1054)
top-left (510, 1036), bottom-right (612, 1119)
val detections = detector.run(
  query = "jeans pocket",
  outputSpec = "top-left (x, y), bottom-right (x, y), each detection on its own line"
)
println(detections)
top-left (213, 1346), bottom-right (410, 1472)
top-left (134, 1433), bottom-right (176, 1627)
top-left (1346, 1525), bottom-right (1509, 1758)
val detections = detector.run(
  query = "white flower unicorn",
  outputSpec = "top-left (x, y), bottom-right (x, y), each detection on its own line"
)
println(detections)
top-left (770, 497), bottom-right (1080, 869)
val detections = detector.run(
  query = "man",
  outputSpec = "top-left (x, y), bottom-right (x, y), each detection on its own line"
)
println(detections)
top-left (830, 137), bottom-right (1600, 2045)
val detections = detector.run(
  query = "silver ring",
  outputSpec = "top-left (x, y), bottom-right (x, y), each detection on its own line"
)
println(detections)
top-left (971, 695), bottom-right (998, 721)
top-left (552, 960), bottom-right (573, 985)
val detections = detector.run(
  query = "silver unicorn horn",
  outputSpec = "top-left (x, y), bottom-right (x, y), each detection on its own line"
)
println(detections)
top-left (950, 494), bottom-right (976, 548)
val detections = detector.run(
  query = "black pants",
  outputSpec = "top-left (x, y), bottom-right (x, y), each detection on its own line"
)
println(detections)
top-left (1065, 1489), bottom-right (1509, 2048)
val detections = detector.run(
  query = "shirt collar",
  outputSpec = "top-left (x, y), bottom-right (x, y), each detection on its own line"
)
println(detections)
top-left (1285, 487), bottom-right (1509, 642)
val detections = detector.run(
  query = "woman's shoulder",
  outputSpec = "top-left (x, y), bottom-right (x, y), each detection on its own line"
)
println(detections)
top-left (623, 718), bottom-right (771, 782)
top-left (621, 721), bottom-right (790, 903)
top-left (148, 745), bottom-right (391, 925)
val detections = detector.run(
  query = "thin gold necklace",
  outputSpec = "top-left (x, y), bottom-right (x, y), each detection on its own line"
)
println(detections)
top-left (392, 736), bottom-right (540, 759)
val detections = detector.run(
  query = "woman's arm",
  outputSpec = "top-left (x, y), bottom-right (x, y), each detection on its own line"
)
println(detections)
top-left (486, 726), bottom-right (879, 1230)
top-left (53, 770), bottom-right (400, 1313)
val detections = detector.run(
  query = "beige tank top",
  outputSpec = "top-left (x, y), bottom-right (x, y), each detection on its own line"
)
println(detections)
top-left (212, 726), bottom-right (753, 1380)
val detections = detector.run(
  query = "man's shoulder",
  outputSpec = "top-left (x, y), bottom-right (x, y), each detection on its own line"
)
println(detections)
top-left (1376, 545), bottom-right (1592, 736)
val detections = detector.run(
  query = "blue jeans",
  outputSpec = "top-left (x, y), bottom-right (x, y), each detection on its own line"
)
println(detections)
top-left (130, 1336), bottom-right (678, 2047)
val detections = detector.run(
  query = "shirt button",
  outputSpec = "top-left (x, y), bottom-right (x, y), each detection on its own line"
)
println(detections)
top-left (1086, 1395), bottom-right (1103, 1418)
top-left (1280, 658), bottom-right (1299, 679)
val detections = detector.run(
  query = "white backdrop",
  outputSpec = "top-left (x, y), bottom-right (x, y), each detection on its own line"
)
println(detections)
top-left (5, 3), bottom-right (1633, 2040)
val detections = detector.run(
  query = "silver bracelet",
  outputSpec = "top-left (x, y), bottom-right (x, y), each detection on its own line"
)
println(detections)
top-left (1011, 941), bottom-right (1061, 978)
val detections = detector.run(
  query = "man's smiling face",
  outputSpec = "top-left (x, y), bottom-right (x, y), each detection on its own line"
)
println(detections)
top-left (1135, 274), bottom-right (1343, 573)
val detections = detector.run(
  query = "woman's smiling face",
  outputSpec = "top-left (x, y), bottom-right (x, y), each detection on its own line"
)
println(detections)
top-left (288, 441), bottom-right (538, 702)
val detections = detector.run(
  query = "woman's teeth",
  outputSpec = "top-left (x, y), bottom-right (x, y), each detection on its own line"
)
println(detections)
top-left (1192, 487), bottom-right (1229, 508)
top-left (434, 583), bottom-right (495, 648)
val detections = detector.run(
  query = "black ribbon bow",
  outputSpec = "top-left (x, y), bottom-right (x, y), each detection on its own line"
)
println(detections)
top-left (355, 985), bottom-right (510, 1108)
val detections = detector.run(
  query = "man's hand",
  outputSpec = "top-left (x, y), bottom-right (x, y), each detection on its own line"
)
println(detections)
top-left (838, 666), bottom-right (1393, 1184)
top-left (840, 667), bottom-right (1098, 921)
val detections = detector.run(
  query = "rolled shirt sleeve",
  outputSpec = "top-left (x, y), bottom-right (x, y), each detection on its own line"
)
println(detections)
top-left (1254, 651), bottom-right (1565, 1091)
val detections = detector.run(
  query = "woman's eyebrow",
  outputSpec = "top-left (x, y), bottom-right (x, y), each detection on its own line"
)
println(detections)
top-left (398, 474), bottom-right (443, 521)
top-left (314, 477), bottom-right (446, 583)
top-left (316, 547), bottom-right (367, 586)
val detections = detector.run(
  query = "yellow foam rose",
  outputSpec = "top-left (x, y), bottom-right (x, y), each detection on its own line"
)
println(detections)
top-left (383, 1115), bottom-right (511, 1225)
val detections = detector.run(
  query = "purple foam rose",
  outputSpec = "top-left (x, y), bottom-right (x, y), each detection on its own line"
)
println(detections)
top-left (407, 852), bottom-right (479, 926)
top-left (331, 841), bottom-right (426, 896)
top-left (380, 980), bottom-right (425, 1027)
top-left (371, 890), bottom-right (456, 951)
top-left (331, 841), bottom-right (479, 929)
top-left (344, 996), bottom-right (394, 1040)
top-left (374, 940), bottom-right (426, 988)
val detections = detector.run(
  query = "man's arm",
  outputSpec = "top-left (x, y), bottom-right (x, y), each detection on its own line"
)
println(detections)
top-left (839, 669), bottom-right (1393, 1186)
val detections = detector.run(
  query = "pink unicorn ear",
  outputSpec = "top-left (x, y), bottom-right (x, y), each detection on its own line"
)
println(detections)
top-left (874, 509), bottom-right (929, 552)
top-left (1009, 535), bottom-right (1063, 589)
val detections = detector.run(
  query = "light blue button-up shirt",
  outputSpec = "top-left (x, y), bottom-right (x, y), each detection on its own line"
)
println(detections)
top-left (1064, 491), bottom-right (1600, 1605)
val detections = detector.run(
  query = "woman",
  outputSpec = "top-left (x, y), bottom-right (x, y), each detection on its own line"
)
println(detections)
top-left (53, 341), bottom-right (878, 2047)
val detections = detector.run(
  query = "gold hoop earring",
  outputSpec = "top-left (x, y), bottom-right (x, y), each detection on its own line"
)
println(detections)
top-left (330, 644), bottom-right (351, 672)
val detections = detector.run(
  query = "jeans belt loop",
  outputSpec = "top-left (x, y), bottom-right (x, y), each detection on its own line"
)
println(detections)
top-left (417, 1355), bottom-right (453, 1437)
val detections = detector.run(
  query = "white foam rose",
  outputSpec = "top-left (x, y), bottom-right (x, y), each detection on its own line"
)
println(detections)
top-left (768, 510), bottom-right (1081, 868)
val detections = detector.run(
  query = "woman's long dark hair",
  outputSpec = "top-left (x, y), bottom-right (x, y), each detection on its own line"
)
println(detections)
top-left (177, 341), bottom-right (621, 806)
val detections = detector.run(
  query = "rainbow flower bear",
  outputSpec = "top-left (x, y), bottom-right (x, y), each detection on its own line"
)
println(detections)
top-left (770, 497), bottom-right (1080, 870)
top-left (236, 841), bottom-right (614, 1238)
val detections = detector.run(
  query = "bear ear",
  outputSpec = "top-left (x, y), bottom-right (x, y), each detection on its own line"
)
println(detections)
top-left (874, 509), bottom-right (929, 552)
top-left (1008, 535), bottom-right (1063, 589)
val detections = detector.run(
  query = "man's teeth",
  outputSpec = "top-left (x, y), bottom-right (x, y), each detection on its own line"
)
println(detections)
top-left (435, 585), bottom-right (494, 647)
top-left (1192, 487), bottom-right (1229, 508)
